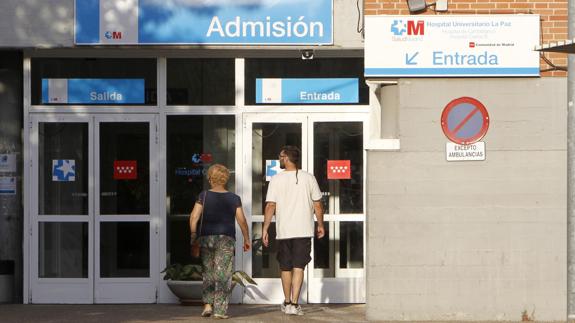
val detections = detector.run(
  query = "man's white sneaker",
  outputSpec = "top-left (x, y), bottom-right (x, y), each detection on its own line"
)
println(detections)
top-left (286, 304), bottom-right (304, 316)
top-left (280, 302), bottom-right (290, 313)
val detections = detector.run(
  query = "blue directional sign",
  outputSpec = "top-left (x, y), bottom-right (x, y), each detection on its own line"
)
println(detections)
top-left (75, 0), bottom-right (333, 45)
top-left (42, 79), bottom-right (145, 104)
top-left (256, 78), bottom-right (358, 104)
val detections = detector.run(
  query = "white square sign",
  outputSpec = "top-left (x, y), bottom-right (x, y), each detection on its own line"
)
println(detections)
top-left (0, 154), bottom-right (17, 173)
top-left (446, 142), bottom-right (485, 161)
top-left (0, 177), bottom-right (16, 195)
top-left (365, 15), bottom-right (540, 77)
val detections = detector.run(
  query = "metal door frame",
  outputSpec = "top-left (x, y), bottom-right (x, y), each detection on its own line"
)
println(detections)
top-left (241, 112), bottom-right (367, 304)
top-left (29, 114), bottom-right (160, 303)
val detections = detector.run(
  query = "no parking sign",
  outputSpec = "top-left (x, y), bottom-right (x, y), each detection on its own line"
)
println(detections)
top-left (441, 97), bottom-right (489, 145)
top-left (441, 97), bottom-right (489, 161)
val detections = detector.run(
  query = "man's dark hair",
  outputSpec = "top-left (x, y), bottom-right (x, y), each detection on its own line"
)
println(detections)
top-left (281, 145), bottom-right (300, 166)
top-left (281, 145), bottom-right (301, 184)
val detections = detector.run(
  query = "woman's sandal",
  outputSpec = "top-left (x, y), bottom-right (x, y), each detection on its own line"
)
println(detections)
top-left (200, 308), bottom-right (212, 317)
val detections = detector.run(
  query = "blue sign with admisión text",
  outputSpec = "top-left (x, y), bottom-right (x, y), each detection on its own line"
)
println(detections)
top-left (256, 78), bottom-right (358, 104)
top-left (75, 0), bottom-right (333, 45)
top-left (42, 79), bottom-right (145, 104)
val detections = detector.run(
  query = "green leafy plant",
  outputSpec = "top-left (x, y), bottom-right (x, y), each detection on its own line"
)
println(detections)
top-left (231, 270), bottom-right (257, 287)
top-left (162, 264), bottom-right (202, 281)
top-left (162, 263), bottom-right (257, 287)
top-left (521, 308), bottom-right (535, 321)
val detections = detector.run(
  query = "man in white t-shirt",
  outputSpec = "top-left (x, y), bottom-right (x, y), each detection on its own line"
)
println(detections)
top-left (262, 145), bottom-right (325, 316)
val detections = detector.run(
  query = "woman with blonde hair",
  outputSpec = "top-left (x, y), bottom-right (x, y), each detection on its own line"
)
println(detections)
top-left (189, 164), bottom-right (250, 319)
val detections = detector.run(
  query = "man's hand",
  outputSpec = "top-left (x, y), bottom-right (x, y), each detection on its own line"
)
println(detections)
top-left (312, 200), bottom-right (325, 239)
top-left (262, 230), bottom-right (269, 247)
top-left (243, 240), bottom-right (251, 251)
top-left (316, 224), bottom-right (325, 239)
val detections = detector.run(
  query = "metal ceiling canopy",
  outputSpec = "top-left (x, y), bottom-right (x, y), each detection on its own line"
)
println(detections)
top-left (536, 39), bottom-right (575, 53)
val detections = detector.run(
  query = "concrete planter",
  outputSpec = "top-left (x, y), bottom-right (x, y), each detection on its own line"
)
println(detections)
top-left (166, 280), bottom-right (202, 305)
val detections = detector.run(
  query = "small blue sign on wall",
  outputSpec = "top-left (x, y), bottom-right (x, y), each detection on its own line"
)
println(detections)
top-left (75, 0), bottom-right (333, 45)
top-left (256, 78), bottom-right (359, 104)
top-left (266, 160), bottom-right (283, 181)
top-left (42, 79), bottom-right (145, 104)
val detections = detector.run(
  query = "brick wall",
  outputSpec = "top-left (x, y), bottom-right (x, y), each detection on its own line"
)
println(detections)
top-left (364, 0), bottom-right (568, 77)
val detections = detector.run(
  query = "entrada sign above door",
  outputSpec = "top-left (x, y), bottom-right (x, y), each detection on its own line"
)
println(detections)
top-left (256, 78), bottom-right (358, 104)
top-left (75, 0), bottom-right (333, 45)
top-left (365, 15), bottom-right (540, 77)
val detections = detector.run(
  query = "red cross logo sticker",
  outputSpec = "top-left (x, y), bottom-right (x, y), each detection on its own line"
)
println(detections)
top-left (114, 160), bottom-right (138, 180)
top-left (200, 153), bottom-right (213, 163)
top-left (327, 160), bottom-right (351, 180)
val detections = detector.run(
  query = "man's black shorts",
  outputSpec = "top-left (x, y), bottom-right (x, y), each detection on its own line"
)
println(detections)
top-left (276, 238), bottom-right (312, 271)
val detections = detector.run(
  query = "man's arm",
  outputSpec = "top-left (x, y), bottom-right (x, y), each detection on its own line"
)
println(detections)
top-left (262, 202), bottom-right (276, 247)
top-left (235, 207), bottom-right (251, 251)
top-left (313, 200), bottom-right (325, 239)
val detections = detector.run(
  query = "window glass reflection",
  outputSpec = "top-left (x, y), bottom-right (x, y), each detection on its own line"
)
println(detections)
top-left (39, 123), bottom-right (88, 215)
top-left (99, 122), bottom-right (149, 215)
top-left (339, 222), bottom-right (363, 269)
top-left (314, 221), bottom-right (331, 270)
top-left (39, 222), bottom-right (88, 278)
top-left (100, 222), bottom-right (149, 278)
top-left (312, 221), bottom-right (364, 277)
top-left (252, 223), bottom-right (279, 278)
top-left (167, 59), bottom-right (235, 105)
top-left (251, 123), bottom-right (301, 215)
top-left (314, 122), bottom-right (363, 214)
top-left (166, 115), bottom-right (235, 267)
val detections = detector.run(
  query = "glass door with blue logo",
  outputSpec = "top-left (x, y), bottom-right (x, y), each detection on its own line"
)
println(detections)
top-left (30, 116), bottom-right (93, 303)
top-left (30, 115), bottom-right (158, 303)
top-left (242, 114), bottom-right (307, 304)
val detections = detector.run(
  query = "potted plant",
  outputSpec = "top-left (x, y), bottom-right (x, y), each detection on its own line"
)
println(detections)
top-left (162, 263), bottom-right (257, 305)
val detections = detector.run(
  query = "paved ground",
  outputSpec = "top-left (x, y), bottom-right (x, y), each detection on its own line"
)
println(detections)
top-left (0, 304), bottom-right (368, 323)
top-left (0, 304), bottom-right (566, 322)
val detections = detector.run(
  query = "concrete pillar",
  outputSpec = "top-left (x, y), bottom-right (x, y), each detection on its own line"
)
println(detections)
top-left (366, 81), bottom-right (401, 151)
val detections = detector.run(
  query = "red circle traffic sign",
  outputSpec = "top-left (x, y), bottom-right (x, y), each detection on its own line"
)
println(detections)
top-left (441, 97), bottom-right (489, 145)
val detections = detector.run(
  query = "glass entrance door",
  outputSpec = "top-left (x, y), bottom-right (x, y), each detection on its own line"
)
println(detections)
top-left (30, 115), bottom-right (158, 303)
top-left (306, 117), bottom-right (366, 303)
top-left (242, 113), bottom-right (366, 304)
top-left (243, 114), bottom-right (307, 304)
top-left (31, 116), bottom-right (92, 303)
top-left (94, 115), bottom-right (158, 303)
